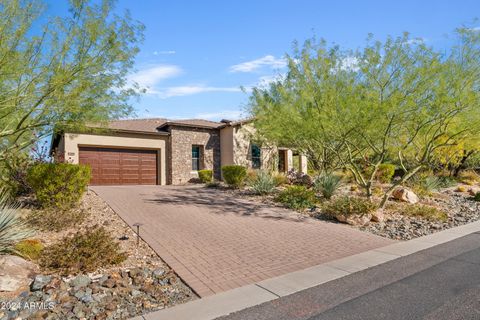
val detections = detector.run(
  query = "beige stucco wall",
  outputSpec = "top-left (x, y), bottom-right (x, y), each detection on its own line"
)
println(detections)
top-left (60, 132), bottom-right (168, 185)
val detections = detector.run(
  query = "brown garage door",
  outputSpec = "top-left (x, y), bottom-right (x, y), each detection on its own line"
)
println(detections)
top-left (79, 147), bottom-right (158, 185)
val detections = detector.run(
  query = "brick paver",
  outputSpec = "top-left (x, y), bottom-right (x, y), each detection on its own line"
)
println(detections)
top-left (91, 185), bottom-right (393, 297)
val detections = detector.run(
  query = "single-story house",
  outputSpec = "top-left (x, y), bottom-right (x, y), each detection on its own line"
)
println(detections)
top-left (51, 118), bottom-right (308, 185)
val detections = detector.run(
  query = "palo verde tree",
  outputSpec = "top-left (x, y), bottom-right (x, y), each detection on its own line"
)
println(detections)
top-left (0, 0), bottom-right (144, 165)
top-left (250, 28), bottom-right (480, 207)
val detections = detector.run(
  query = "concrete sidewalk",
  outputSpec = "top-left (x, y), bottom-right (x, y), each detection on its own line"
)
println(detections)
top-left (136, 220), bottom-right (480, 320)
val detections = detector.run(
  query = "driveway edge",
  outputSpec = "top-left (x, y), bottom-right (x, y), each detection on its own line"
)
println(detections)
top-left (138, 220), bottom-right (480, 320)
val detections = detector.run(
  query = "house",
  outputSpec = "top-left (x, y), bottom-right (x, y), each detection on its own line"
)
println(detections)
top-left (50, 118), bottom-right (308, 185)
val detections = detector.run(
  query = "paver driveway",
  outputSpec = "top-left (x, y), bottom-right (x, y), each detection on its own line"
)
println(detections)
top-left (91, 185), bottom-right (393, 297)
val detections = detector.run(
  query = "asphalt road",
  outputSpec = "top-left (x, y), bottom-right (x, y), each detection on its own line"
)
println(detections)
top-left (218, 232), bottom-right (480, 320)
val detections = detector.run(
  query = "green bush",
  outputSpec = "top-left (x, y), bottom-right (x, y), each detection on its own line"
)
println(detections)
top-left (40, 226), bottom-right (127, 274)
top-left (458, 170), bottom-right (480, 186)
top-left (27, 208), bottom-right (89, 232)
top-left (272, 172), bottom-right (288, 186)
top-left (375, 164), bottom-right (396, 183)
top-left (222, 165), bottom-right (247, 188)
top-left (399, 204), bottom-right (448, 222)
top-left (275, 185), bottom-right (317, 210)
top-left (14, 239), bottom-right (43, 261)
top-left (313, 173), bottom-right (342, 199)
top-left (27, 163), bottom-right (91, 209)
top-left (474, 192), bottom-right (480, 202)
top-left (248, 170), bottom-right (276, 195)
top-left (323, 196), bottom-right (377, 217)
top-left (198, 170), bottom-right (213, 183)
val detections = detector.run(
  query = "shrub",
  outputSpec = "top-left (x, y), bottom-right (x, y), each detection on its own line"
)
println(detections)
top-left (27, 163), bottom-right (91, 209)
top-left (313, 173), bottom-right (342, 199)
top-left (323, 196), bottom-right (377, 217)
top-left (14, 239), bottom-right (43, 260)
top-left (458, 170), bottom-right (480, 186)
top-left (375, 164), bottom-right (396, 183)
top-left (411, 176), bottom-right (443, 196)
top-left (0, 189), bottom-right (34, 254)
top-left (272, 172), bottom-right (288, 186)
top-left (27, 208), bottom-right (89, 232)
top-left (474, 192), bottom-right (480, 202)
top-left (456, 186), bottom-right (467, 192)
top-left (437, 175), bottom-right (458, 188)
top-left (222, 165), bottom-right (247, 188)
top-left (275, 185), bottom-right (317, 210)
top-left (399, 204), bottom-right (448, 222)
top-left (205, 181), bottom-right (221, 188)
top-left (248, 170), bottom-right (276, 195)
top-left (198, 170), bottom-right (213, 183)
top-left (245, 169), bottom-right (258, 185)
top-left (40, 226), bottom-right (127, 274)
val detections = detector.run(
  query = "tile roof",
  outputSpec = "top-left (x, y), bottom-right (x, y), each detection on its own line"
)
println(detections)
top-left (88, 118), bottom-right (225, 133)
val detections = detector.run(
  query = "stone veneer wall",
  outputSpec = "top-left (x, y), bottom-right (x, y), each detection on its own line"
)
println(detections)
top-left (167, 126), bottom-right (221, 184)
top-left (232, 124), bottom-right (277, 170)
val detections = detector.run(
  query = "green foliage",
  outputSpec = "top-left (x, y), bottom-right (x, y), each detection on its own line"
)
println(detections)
top-left (473, 192), bottom-right (480, 202)
top-left (376, 164), bottom-right (396, 183)
top-left (313, 173), bottom-right (342, 199)
top-left (250, 29), bottom-right (480, 203)
top-left (40, 226), bottom-right (127, 274)
top-left (323, 196), bottom-right (377, 217)
top-left (27, 163), bottom-right (90, 209)
top-left (198, 170), bottom-right (213, 183)
top-left (399, 204), bottom-right (448, 222)
top-left (14, 239), bottom-right (43, 261)
top-left (0, 0), bottom-right (143, 165)
top-left (275, 185), bottom-right (317, 210)
top-left (0, 189), bottom-right (34, 255)
top-left (221, 165), bottom-right (247, 188)
top-left (248, 170), bottom-right (276, 195)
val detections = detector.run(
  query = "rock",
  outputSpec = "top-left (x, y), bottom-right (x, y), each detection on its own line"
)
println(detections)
top-left (0, 255), bottom-right (38, 292)
top-left (346, 214), bottom-right (372, 226)
top-left (31, 275), bottom-right (52, 291)
top-left (152, 268), bottom-right (166, 278)
top-left (392, 188), bottom-right (419, 204)
top-left (371, 210), bottom-right (385, 223)
top-left (70, 275), bottom-right (91, 288)
top-left (102, 278), bottom-right (116, 288)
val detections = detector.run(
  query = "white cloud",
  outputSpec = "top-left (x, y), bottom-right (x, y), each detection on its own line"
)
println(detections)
top-left (405, 38), bottom-right (426, 45)
top-left (468, 26), bottom-right (480, 32)
top-left (339, 56), bottom-right (359, 72)
top-left (129, 65), bottom-right (182, 91)
top-left (195, 110), bottom-right (244, 121)
top-left (159, 85), bottom-right (242, 98)
top-left (153, 50), bottom-right (176, 55)
top-left (229, 55), bottom-right (287, 73)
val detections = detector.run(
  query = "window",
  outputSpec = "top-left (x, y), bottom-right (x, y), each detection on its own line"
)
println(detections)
top-left (251, 144), bottom-right (261, 169)
top-left (192, 146), bottom-right (200, 171)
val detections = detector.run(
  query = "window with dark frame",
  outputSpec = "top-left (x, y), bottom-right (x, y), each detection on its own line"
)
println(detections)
top-left (251, 144), bottom-right (261, 169)
top-left (192, 146), bottom-right (200, 171)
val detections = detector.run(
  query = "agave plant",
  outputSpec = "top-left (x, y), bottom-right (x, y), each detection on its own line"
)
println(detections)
top-left (314, 173), bottom-right (342, 199)
top-left (0, 189), bottom-right (33, 255)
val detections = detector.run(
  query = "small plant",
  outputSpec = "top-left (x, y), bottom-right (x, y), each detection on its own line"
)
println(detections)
top-left (27, 208), bottom-right (89, 232)
top-left (375, 164), bottom-right (396, 183)
top-left (205, 180), bottom-right (221, 188)
top-left (313, 173), bottom-right (342, 199)
top-left (248, 170), bottom-right (276, 195)
top-left (458, 170), bottom-right (480, 186)
top-left (474, 192), bottom-right (480, 202)
top-left (198, 170), bottom-right (213, 183)
top-left (275, 185), bottom-right (317, 210)
top-left (0, 189), bottom-right (34, 255)
top-left (40, 226), bottom-right (127, 274)
top-left (27, 163), bottom-right (91, 209)
top-left (14, 239), bottom-right (43, 260)
top-left (437, 175), bottom-right (457, 188)
top-left (411, 176), bottom-right (443, 196)
top-left (456, 186), bottom-right (467, 192)
top-left (272, 172), bottom-right (288, 186)
top-left (221, 165), bottom-right (247, 188)
top-left (399, 204), bottom-right (448, 222)
top-left (323, 196), bottom-right (377, 217)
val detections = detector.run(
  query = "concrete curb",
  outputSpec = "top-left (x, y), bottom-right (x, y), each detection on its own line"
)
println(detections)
top-left (137, 220), bottom-right (480, 320)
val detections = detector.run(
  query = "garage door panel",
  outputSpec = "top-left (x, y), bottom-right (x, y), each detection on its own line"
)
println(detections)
top-left (79, 147), bottom-right (158, 185)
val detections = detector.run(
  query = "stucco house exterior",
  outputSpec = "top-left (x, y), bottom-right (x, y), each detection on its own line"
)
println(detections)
top-left (51, 118), bottom-right (308, 185)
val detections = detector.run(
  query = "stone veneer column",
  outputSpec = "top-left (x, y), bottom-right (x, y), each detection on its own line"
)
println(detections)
top-left (286, 149), bottom-right (293, 172)
top-left (299, 154), bottom-right (308, 174)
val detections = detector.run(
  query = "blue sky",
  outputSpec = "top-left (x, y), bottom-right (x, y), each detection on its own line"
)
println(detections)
top-left (47, 0), bottom-right (479, 121)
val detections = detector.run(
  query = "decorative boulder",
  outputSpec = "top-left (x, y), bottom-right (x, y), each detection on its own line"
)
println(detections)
top-left (0, 255), bottom-right (38, 292)
top-left (335, 214), bottom-right (372, 226)
top-left (371, 210), bottom-right (385, 223)
top-left (392, 188), bottom-right (419, 204)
